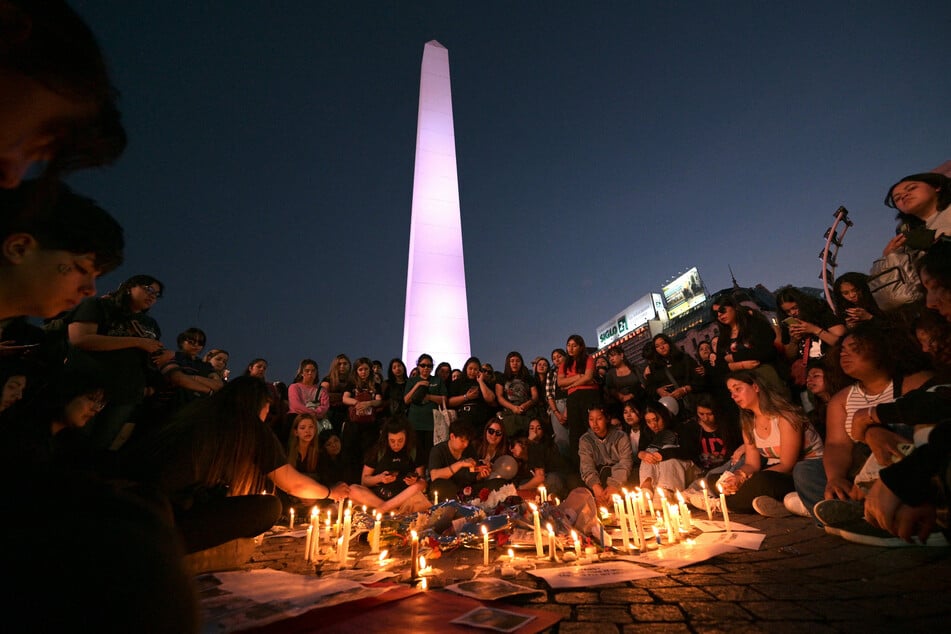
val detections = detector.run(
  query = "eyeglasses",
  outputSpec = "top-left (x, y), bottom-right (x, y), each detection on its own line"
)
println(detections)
top-left (480, 367), bottom-right (491, 373)
top-left (184, 338), bottom-right (205, 346)
top-left (715, 306), bottom-right (729, 314)
top-left (486, 428), bottom-right (503, 437)
top-left (418, 363), bottom-right (433, 368)
top-left (142, 285), bottom-right (162, 298)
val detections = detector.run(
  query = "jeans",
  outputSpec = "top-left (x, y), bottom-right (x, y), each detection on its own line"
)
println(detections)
top-left (792, 458), bottom-right (827, 520)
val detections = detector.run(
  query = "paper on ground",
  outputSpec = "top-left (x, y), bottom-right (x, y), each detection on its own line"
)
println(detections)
top-left (527, 561), bottom-right (662, 588)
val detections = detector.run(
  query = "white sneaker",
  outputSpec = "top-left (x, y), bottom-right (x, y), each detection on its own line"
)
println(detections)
top-left (783, 492), bottom-right (810, 517)
top-left (752, 495), bottom-right (792, 518)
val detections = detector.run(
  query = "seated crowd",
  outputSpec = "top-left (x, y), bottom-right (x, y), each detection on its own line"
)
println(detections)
top-left (1, 3), bottom-right (950, 629)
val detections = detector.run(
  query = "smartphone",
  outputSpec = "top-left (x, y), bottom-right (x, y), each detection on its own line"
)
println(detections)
top-left (782, 317), bottom-right (800, 326)
top-left (903, 226), bottom-right (936, 250)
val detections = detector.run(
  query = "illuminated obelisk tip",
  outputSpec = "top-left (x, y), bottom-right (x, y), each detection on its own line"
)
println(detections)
top-left (402, 40), bottom-right (471, 369)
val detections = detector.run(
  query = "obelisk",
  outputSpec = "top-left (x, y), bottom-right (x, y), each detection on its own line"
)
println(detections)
top-left (402, 40), bottom-right (471, 370)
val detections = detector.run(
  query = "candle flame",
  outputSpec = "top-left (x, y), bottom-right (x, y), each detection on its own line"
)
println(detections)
top-left (379, 550), bottom-right (388, 562)
top-left (529, 502), bottom-right (538, 512)
top-left (481, 525), bottom-right (488, 535)
top-left (419, 555), bottom-right (426, 569)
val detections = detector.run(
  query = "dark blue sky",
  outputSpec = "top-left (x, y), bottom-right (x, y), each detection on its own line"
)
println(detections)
top-left (66, 1), bottom-right (950, 381)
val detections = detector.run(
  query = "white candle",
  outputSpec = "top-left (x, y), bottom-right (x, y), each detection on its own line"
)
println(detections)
top-left (288, 508), bottom-right (295, 528)
top-left (538, 485), bottom-right (547, 504)
top-left (322, 518), bottom-right (329, 556)
top-left (571, 530), bottom-right (581, 557)
top-left (507, 548), bottom-right (515, 562)
top-left (613, 496), bottom-right (629, 550)
top-left (338, 508), bottom-right (352, 563)
top-left (482, 525), bottom-right (489, 566)
top-left (304, 525), bottom-right (313, 562)
top-left (336, 497), bottom-right (344, 529)
top-left (676, 490), bottom-right (691, 530)
top-left (370, 512), bottom-right (381, 553)
top-left (410, 530), bottom-right (419, 578)
top-left (669, 504), bottom-right (681, 542)
top-left (624, 491), bottom-right (640, 550)
top-left (646, 490), bottom-right (655, 516)
top-left (718, 483), bottom-right (731, 532)
top-left (530, 503), bottom-right (544, 557)
top-left (700, 480), bottom-right (713, 521)
top-left (546, 523), bottom-right (556, 561)
top-left (433, 490), bottom-right (439, 506)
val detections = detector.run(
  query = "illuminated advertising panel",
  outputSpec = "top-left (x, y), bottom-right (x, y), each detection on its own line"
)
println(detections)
top-left (662, 267), bottom-right (707, 320)
top-left (596, 294), bottom-right (658, 349)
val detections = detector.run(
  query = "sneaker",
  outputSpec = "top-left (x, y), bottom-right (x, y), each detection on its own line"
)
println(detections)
top-left (783, 492), bottom-right (810, 518)
top-left (752, 495), bottom-right (792, 518)
top-left (825, 518), bottom-right (950, 548)
top-left (813, 499), bottom-right (863, 527)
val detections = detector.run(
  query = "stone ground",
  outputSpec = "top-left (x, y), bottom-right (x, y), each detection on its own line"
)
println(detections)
top-left (233, 510), bottom-right (950, 633)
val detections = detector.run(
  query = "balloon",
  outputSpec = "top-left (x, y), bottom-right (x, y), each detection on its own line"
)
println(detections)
top-left (488, 455), bottom-right (518, 480)
top-left (658, 396), bottom-right (680, 417)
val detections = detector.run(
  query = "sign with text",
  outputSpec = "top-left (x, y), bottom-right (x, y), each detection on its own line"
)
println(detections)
top-left (596, 294), bottom-right (659, 349)
top-left (662, 267), bottom-right (707, 320)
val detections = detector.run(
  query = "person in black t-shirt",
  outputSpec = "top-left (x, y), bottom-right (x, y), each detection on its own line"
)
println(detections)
top-left (348, 417), bottom-right (428, 513)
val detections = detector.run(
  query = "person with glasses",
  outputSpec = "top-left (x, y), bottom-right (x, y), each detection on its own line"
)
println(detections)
top-left (473, 419), bottom-right (512, 490)
top-left (448, 356), bottom-right (496, 429)
top-left (146, 328), bottom-right (223, 426)
top-left (404, 353), bottom-right (447, 467)
top-left (66, 274), bottom-right (171, 451)
top-left (1, 367), bottom-right (109, 473)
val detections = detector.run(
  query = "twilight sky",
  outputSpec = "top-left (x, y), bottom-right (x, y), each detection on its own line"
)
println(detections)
top-left (66, 0), bottom-right (950, 382)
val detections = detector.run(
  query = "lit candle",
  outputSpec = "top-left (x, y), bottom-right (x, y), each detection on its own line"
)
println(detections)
top-left (410, 530), bottom-right (419, 579)
top-left (433, 490), bottom-right (439, 506)
top-left (507, 548), bottom-right (515, 562)
top-left (554, 496), bottom-right (560, 506)
top-left (288, 508), bottom-right (295, 528)
top-left (370, 512), bottom-right (381, 553)
top-left (646, 490), bottom-right (655, 516)
top-left (659, 491), bottom-right (673, 541)
top-left (613, 495), bottom-right (630, 550)
top-left (378, 549), bottom-right (388, 567)
top-left (482, 525), bottom-right (490, 566)
top-left (323, 518), bottom-right (330, 555)
top-left (700, 480), bottom-right (713, 520)
top-left (624, 490), bottom-right (640, 549)
top-left (538, 485), bottom-right (547, 504)
top-left (653, 525), bottom-right (661, 545)
top-left (717, 483), bottom-right (731, 532)
top-left (304, 524), bottom-right (313, 562)
top-left (338, 508), bottom-right (352, 563)
top-left (676, 490), bottom-right (691, 530)
top-left (571, 530), bottom-right (581, 557)
top-left (530, 503), bottom-right (544, 557)
top-left (546, 523), bottom-right (556, 561)
top-left (336, 497), bottom-right (344, 529)
top-left (419, 555), bottom-right (427, 574)
top-left (668, 504), bottom-right (680, 542)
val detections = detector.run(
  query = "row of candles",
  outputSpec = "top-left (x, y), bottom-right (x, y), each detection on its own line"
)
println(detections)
top-left (301, 499), bottom-right (384, 564)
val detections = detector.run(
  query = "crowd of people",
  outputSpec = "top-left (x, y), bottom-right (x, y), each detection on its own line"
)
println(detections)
top-left (1, 1), bottom-right (950, 630)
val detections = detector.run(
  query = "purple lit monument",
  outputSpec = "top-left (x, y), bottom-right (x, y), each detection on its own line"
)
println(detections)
top-left (402, 41), bottom-right (471, 369)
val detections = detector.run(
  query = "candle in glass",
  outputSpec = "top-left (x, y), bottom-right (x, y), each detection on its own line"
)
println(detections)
top-left (482, 525), bottom-right (489, 566)
top-left (530, 502), bottom-right (544, 557)
top-left (717, 483), bottom-right (731, 532)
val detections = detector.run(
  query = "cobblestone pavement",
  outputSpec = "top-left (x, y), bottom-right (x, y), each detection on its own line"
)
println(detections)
top-left (240, 511), bottom-right (951, 633)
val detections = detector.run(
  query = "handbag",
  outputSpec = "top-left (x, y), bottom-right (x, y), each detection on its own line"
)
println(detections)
top-left (433, 404), bottom-right (455, 445)
top-left (868, 250), bottom-right (923, 312)
top-left (347, 389), bottom-right (376, 423)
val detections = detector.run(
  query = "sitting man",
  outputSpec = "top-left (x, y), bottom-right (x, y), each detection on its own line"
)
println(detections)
top-left (579, 405), bottom-right (633, 506)
top-left (427, 418), bottom-right (484, 501)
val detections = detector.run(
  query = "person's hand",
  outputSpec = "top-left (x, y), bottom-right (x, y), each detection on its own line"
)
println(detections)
top-left (718, 472), bottom-right (739, 495)
top-left (153, 349), bottom-right (175, 366)
top-left (329, 482), bottom-right (349, 501)
top-left (824, 476), bottom-right (855, 501)
top-left (865, 427), bottom-right (910, 466)
top-left (694, 365), bottom-right (706, 376)
top-left (741, 360), bottom-right (760, 370)
top-left (788, 321), bottom-right (816, 339)
top-left (379, 471), bottom-right (397, 485)
top-left (139, 338), bottom-right (164, 354)
top-left (865, 479), bottom-right (937, 543)
top-left (556, 410), bottom-right (568, 425)
top-left (466, 387), bottom-right (479, 399)
top-left (883, 233), bottom-right (906, 257)
top-left (729, 446), bottom-right (745, 465)
top-left (402, 473), bottom-right (419, 486)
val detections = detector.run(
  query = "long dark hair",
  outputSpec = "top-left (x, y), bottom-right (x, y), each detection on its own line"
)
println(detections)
top-left (832, 272), bottom-right (883, 319)
top-left (564, 334), bottom-right (589, 375)
top-left (287, 413), bottom-right (319, 472)
top-left (502, 351), bottom-right (531, 381)
top-left (137, 376), bottom-right (273, 496)
top-left (108, 274), bottom-right (164, 314)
